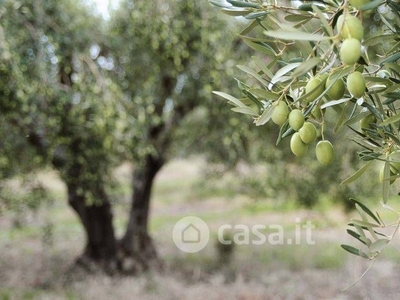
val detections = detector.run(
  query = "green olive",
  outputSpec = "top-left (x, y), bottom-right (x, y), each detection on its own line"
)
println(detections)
top-left (326, 77), bottom-right (345, 100)
top-left (315, 140), bottom-right (334, 166)
top-left (347, 71), bottom-right (365, 99)
top-left (299, 122), bottom-right (317, 144)
top-left (290, 132), bottom-right (309, 157)
top-left (305, 77), bottom-right (324, 103)
top-left (336, 15), bottom-right (364, 41)
top-left (340, 38), bottom-right (362, 65)
top-left (359, 114), bottom-right (376, 132)
top-left (288, 109), bottom-right (305, 131)
top-left (271, 101), bottom-right (289, 126)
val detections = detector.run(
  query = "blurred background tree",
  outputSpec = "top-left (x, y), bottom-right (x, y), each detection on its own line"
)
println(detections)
top-left (0, 0), bottom-right (122, 270)
top-left (107, 0), bottom-right (261, 270)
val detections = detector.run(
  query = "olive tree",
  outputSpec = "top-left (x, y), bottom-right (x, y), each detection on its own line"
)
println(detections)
top-left (210, 0), bottom-right (400, 270)
top-left (0, 0), bottom-right (123, 271)
top-left (107, 0), bottom-right (259, 271)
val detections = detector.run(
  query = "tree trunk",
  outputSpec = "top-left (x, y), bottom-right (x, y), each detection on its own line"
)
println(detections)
top-left (67, 182), bottom-right (118, 274)
top-left (119, 154), bottom-right (164, 272)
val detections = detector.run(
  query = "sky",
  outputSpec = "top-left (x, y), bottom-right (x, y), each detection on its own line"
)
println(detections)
top-left (88, 0), bottom-right (116, 20)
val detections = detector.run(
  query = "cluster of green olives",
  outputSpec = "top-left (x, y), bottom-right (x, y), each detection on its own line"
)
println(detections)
top-left (300, 13), bottom-right (366, 115)
top-left (337, 14), bottom-right (366, 98)
top-left (271, 102), bottom-right (334, 166)
top-left (266, 13), bottom-right (375, 166)
top-left (337, 14), bottom-right (363, 65)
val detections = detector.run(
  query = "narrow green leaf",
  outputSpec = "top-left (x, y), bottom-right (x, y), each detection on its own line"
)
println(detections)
top-left (383, 92), bottom-right (400, 99)
top-left (349, 219), bottom-right (380, 228)
top-left (356, 204), bottom-right (369, 223)
top-left (231, 106), bottom-right (258, 116)
top-left (383, 161), bottom-right (390, 204)
top-left (342, 111), bottom-right (370, 127)
top-left (321, 98), bottom-right (351, 109)
top-left (312, 5), bottom-right (333, 37)
top-left (363, 76), bottom-right (391, 83)
top-left (242, 89), bottom-right (263, 110)
top-left (341, 244), bottom-right (368, 258)
top-left (281, 127), bottom-right (296, 139)
top-left (355, 203), bottom-right (380, 240)
top-left (264, 30), bottom-right (330, 41)
top-left (333, 105), bottom-right (347, 133)
top-left (221, 8), bottom-right (250, 16)
top-left (245, 11), bottom-right (269, 19)
top-left (381, 113), bottom-right (400, 126)
top-left (341, 161), bottom-right (373, 185)
top-left (284, 14), bottom-right (311, 22)
top-left (347, 229), bottom-right (367, 245)
top-left (252, 56), bottom-right (274, 79)
top-left (272, 63), bottom-right (301, 83)
top-left (292, 57), bottom-right (321, 78)
top-left (209, 0), bottom-right (231, 8)
top-left (350, 199), bottom-right (380, 224)
top-left (382, 98), bottom-right (399, 105)
top-left (237, 65), bottom-right (269, 87)
top-left (341, 244), bottom-right (360, 256)
top-left (354, 224), bottom-right (371, 246)
top-left (276, 121), bottom-right (290, 145)
top-left (227, 0), bottom-right (261, 8)
top-left (242, 39), bottom-right (277, 56)
top-left (249, 88), bottom-right (280, 100)
top-left (255, 105), bottom-right (274, 126)
top-left (213, 91), bottom-right (245, 107)
top-left (239, 19), bottom-right (259, 36)
top-left (380, 51), bottom-right (400, 65)
top-left (362, 102), bottom-right (383, 121)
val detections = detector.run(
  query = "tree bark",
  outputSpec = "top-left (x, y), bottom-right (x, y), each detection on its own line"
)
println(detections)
top-left (67, 182), bottom-right (118, 274)
top-left (119, 154), bottom-right (164, 271)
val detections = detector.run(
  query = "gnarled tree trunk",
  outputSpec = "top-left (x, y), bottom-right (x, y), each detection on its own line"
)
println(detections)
top-left (67, 182), bottom-right (118, 274)
top-left (119, 154), bottom-right (164, 272)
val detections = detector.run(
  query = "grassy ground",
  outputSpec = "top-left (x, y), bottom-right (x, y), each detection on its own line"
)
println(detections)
top-left (1, 157), bottom-right (400, 299)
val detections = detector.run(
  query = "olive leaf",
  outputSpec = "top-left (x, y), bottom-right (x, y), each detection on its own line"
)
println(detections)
top-left (341, 244), bottom-right (369, 258)
top-left (213, 91), bottom-right (246, 107)
top-left (350, 199), bottom-right (381, 225)
top-left (369, 238), bottom-right (389, 253)
top-left (255, 105), bottom-right (274, 126)
top-left (264, 30), bottom-right (330, 41)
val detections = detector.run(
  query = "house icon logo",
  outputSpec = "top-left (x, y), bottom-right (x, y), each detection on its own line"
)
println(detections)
top-left (173, 216), bottom-right (210, 253)
top-left (182, 223), bottom-right (201, 243)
